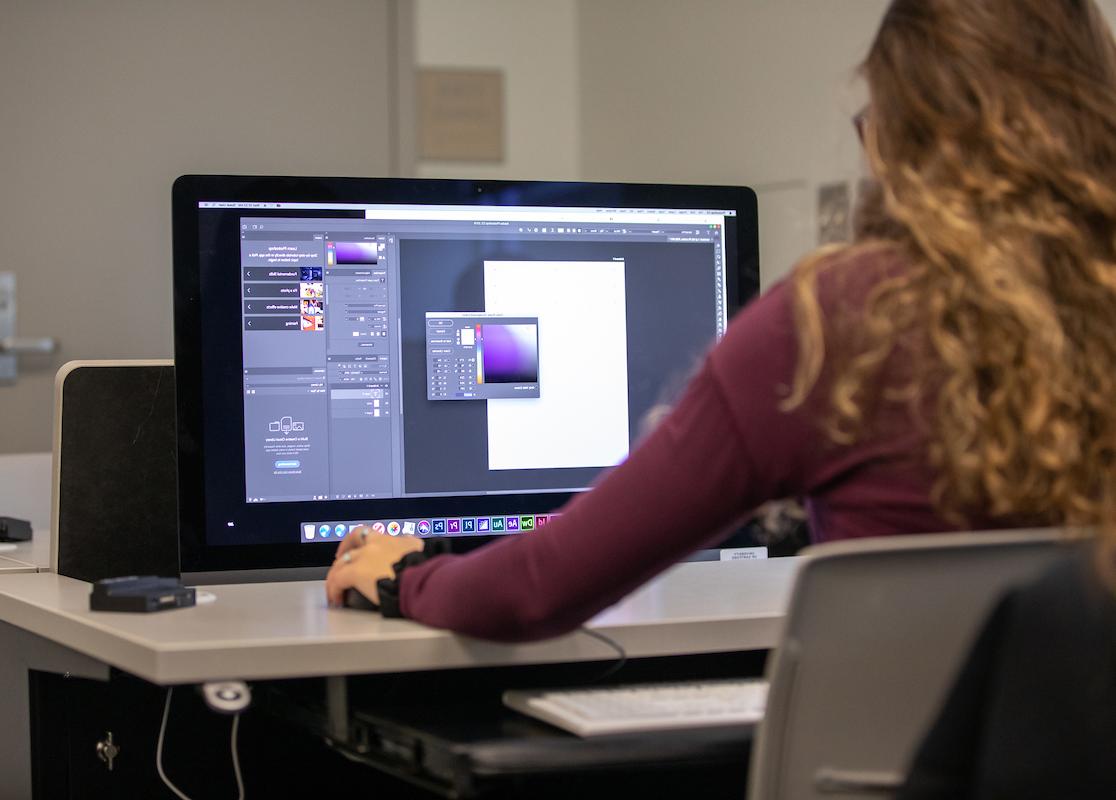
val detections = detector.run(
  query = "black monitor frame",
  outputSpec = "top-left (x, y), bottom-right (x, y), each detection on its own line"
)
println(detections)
top-left (173, 175), bottom-right (759, 581)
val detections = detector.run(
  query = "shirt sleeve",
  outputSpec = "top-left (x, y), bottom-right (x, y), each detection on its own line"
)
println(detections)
top-left (399, 279), bottom-right (822, 641)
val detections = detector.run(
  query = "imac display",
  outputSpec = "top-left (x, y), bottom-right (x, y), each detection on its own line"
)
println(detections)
top-left (173, 177), bottom-right (759, 579)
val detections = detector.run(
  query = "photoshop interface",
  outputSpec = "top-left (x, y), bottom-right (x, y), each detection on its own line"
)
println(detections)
top-left (233, 204), bottom-right (732, 509)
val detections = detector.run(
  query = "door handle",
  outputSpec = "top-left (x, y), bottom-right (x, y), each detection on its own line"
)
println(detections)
top-left (815, 768), bottom-right (903, 795)
top-left (0, 337), bottom-right (56, 355)
top-left (0, 272), bottom-right (58, 383)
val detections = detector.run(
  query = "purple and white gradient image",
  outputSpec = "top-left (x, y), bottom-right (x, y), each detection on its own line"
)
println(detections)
top-left (333, 241), bottom-right (380, 264)
top-left (480, 324), bottom-right (539, 384)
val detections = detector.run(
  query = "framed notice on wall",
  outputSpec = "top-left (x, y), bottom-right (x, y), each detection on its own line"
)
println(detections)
top-left (417, 68), bottom-right (505, 162)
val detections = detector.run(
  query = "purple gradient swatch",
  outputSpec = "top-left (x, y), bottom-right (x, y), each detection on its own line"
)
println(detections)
top-left (481, 324), bottom-right (539, 383)
top-left (333, 242), bottom-right (379, 264)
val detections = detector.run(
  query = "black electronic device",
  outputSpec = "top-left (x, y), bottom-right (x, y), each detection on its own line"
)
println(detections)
top-left (0, 516), bottom-right (32, 542)
top-left (262, 650), bottom-right (766, 798)
top-left (173, 175), bottom-right (760, 582)
top-left (343, 587), bottom-right (378, 611)
top-left (89, 575), bottom-right (196, 613)
top-left (53, 360), bottom-right (180, 581)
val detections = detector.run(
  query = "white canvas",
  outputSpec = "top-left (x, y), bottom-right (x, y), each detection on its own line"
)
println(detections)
top-left (484, 260), bottom-right (629, 471)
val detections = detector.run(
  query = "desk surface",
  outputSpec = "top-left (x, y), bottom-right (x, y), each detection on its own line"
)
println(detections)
top-left (0, 452), bottom-right (51, 571)
top-left (0, 558), bottom-right (797, 684)
top-left (0, 452), bottom-right (795, 683)
top-left (0, 556), bottom-right (37, 574)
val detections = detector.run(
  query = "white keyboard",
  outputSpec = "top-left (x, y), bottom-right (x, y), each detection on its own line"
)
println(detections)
top-left (503, 679), bottom-right (768, 737)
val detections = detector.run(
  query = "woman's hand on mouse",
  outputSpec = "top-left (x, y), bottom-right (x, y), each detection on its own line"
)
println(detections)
top-left (325, 527), bottom-right (424, 607)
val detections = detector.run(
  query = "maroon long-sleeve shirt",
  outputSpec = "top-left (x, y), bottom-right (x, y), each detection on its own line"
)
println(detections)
top-left (401, 249), bottom-right (958, 641)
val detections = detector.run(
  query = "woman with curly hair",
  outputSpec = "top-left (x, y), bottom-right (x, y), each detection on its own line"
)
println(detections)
top-left (326, 0), bottom-right (1116, 662)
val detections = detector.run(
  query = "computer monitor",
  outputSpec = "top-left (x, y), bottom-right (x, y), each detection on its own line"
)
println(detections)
top-left (173, 176), bottom-right (759, 582)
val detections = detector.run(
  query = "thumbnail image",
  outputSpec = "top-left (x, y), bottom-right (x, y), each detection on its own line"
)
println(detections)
top-left (300, 267), bottom-right (323, 281)
top-left (333, 241), bottom-right (380, 265)
top-left (300, 282), bottom-right (324, 299)
top-left (301, 298), bottom-right (323, 316)
top-left (479, 323), bottom-right (539, 384)
top-left (301, 314), bottom-right (324, 332)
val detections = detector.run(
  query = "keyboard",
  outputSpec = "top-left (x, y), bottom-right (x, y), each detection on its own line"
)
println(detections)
top-left (503, 679), bottom-right (768, 737)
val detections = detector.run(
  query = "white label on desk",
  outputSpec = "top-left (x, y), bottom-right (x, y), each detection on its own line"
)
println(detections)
top-left (720, 547), bottom-right (768, 561)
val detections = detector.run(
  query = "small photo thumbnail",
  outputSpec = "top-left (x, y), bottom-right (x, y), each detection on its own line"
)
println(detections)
top-left (300, 282), bottom-right (324, 299)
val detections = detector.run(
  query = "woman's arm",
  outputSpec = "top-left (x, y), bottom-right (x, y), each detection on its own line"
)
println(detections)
top-left (396, 281), bottom-right (817, 641)
top-left (400, 367), bottom-right (753, 640)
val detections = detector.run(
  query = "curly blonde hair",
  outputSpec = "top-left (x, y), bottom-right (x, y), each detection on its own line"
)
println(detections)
top-left (786, 0), bottom-right (1116, 537)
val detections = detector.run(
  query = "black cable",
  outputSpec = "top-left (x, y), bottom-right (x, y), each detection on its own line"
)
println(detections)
top-left (579, 627), bottom-right (628, 682)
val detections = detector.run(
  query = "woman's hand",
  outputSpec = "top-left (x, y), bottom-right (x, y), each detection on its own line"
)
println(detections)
top-left (325, 526), bottom-right (424, 607)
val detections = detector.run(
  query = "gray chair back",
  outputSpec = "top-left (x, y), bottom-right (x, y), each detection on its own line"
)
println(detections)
top-left (748, 529), bottom-right (1071, 799)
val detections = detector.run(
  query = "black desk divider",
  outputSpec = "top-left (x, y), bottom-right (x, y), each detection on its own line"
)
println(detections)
top-left (53, 361), bottom-right (180, 582)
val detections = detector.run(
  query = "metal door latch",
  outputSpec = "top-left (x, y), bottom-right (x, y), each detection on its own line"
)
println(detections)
top-left (95, 731), bottom-right (120, 771)
top-left (0, 272), bottom-right (57, 383)
top-left (0, 337), bottom-right (55, 354)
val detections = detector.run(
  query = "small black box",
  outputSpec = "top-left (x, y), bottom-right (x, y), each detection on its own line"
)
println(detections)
top-left (0, 517), bottom-right (32, 542)
top-left (90, 576), bottom-right (196, 613)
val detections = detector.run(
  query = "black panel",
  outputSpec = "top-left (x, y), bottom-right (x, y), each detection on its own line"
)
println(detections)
top-left (57, 365), bottom-right (180, 581)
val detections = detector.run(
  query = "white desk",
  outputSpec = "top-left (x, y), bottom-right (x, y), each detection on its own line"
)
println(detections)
top-left (0, 452), bottom-right (52, 572)
top-left (0, 556), bottom-right (37, 574)
top-left (0, 558), bottom-right (796, 797)
top-left (0, 558), bottom-right (795, 683)
top-left (0, 450), bottom-right (797, 795)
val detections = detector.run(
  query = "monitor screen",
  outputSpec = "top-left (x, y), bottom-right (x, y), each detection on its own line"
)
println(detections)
top-left (173, 177), bottom-right (759, 579)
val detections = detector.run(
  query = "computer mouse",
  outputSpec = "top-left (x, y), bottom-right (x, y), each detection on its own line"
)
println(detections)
top-left (343, 587), bottom-right (379, 611)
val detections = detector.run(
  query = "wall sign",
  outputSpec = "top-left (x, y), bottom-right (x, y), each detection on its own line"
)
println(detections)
top-left (417, 68), bottom-right (505, 162)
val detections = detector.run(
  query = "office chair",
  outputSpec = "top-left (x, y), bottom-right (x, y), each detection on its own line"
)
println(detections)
top-left (748, 528), bottom-right (1070, 799)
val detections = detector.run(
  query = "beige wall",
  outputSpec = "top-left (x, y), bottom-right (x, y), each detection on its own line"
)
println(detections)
top-left (578, 0), bottom-right (1116, 284)
top-left (413, 0), bottom-right (892, 285)
top-left (414, 0), bottom-right (580, 181)
top-left (0, 0), bottom-right (408, 454)
top-left (11, 0), bottom-right (1115, 454)
top-left (577, 0), bottom-right (889, 286)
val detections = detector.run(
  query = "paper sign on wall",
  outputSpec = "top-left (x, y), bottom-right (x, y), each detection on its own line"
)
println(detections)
top-left (417, 68), bottom-right (505, 162)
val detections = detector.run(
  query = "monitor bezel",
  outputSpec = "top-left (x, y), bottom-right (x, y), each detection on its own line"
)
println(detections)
top-left (173, 175), bottom-right (759, 580)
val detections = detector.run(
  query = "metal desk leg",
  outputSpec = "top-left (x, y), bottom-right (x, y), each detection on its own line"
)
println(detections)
top-left (326, 674), bottom-right (350, 745)
top-left (0, 619), bottom-right (110, 800)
